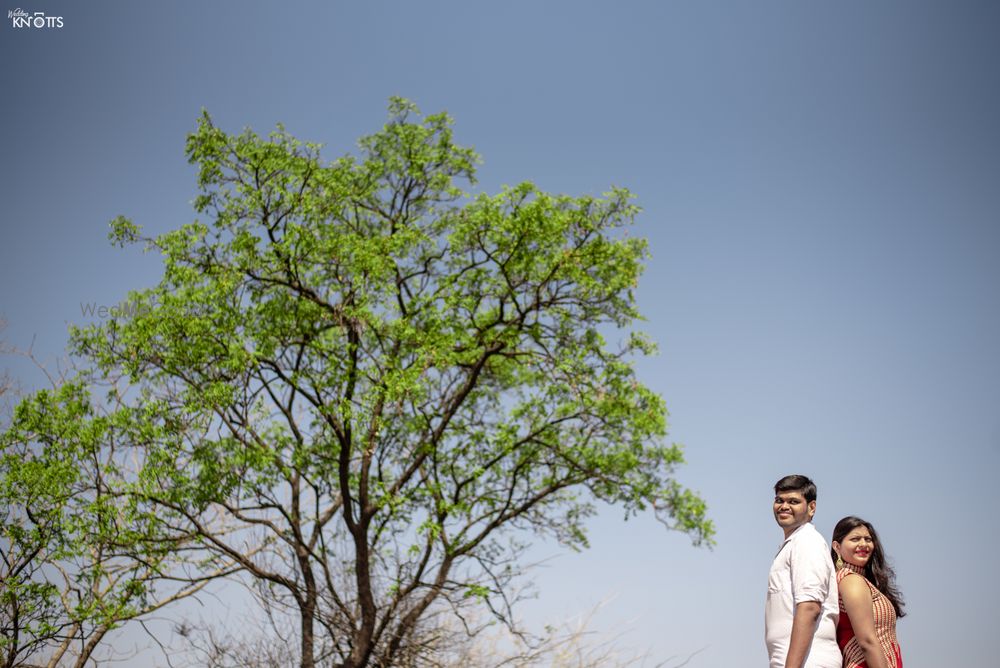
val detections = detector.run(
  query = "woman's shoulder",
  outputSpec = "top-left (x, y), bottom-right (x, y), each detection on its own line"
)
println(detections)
top-left (837, 569), bottom-right (877, 597)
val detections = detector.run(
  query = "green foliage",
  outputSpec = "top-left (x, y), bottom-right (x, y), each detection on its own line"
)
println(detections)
top-left (1, 384), bottom-right (90, 661)
top-left (1, 382), bottom-right (207, 666)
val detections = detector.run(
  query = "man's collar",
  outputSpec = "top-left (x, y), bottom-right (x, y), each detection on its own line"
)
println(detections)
top-left (780, 520), bottom-right (815, 544)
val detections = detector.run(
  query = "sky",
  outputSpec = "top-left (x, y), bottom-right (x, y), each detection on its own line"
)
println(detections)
top-left (2, 1), bottom-right (999, 666)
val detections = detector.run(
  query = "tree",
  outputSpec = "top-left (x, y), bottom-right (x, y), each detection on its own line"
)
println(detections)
top-left (55, 98), bottom-right (712, 668)
top-left (0, 375), bottom-right (226, 668)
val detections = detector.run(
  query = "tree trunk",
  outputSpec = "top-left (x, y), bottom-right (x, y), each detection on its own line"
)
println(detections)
top-left (44, 622), bottom-right (80, 668)
top-left (298, 554), bottom-right (318, 668)
top-left (72, 625), bottom-right (107, 668)
top-left (299, 602), bottom-right (316, 668)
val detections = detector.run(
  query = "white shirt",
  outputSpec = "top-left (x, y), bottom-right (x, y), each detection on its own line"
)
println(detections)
top-left (764, 522), bottom-right (841, 668)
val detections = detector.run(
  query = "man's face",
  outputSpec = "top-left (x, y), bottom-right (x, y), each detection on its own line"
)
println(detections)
top-left (773, 490), bottom-right (815, 537)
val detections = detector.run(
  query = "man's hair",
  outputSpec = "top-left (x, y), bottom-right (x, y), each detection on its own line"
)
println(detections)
top-left (773, 474), bottom-right (817, 503)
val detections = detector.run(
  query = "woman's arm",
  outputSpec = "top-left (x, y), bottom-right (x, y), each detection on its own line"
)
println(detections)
top-left (840, 574), bottom-right (891, 668)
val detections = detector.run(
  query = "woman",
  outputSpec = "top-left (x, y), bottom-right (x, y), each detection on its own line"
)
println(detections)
top-left (830, 516), bottom-right (905, 668)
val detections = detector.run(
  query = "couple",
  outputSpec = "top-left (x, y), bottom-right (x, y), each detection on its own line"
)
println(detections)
top-left (765, 474), bottom-right (905, 668)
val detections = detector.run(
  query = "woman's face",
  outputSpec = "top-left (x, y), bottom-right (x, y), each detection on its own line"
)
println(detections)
top-left (834, 525), bottom-right (875, 568)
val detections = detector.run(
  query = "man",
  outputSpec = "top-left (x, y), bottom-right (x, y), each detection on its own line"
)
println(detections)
top-left (765, 475), bottom-right (840, 668)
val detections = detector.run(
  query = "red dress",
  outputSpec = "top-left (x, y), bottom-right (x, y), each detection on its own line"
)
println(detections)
top-left (836, 565), bottom-right (903, 668)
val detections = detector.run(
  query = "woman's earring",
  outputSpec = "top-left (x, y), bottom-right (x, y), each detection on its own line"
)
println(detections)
top-left (835, 554), bottom-right (844, 569)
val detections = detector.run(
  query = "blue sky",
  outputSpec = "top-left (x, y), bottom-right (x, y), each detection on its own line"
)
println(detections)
top-left (2, 2), bottom-right (998, 666)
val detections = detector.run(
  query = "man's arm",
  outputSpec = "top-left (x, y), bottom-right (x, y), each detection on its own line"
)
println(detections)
top-left (783, 600), bottom-right (821, 668)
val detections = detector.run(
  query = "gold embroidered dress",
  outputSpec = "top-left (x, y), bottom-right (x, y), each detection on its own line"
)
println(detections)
top-left (836, 563), bottom-right (903, 668)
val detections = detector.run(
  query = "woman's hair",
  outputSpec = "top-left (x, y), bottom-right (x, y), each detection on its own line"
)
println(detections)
top-left (831, 516), bottom-right (906, 618)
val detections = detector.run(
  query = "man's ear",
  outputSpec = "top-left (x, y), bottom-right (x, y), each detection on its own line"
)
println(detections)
top-left (807, 500), bottom-right (817, 519)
